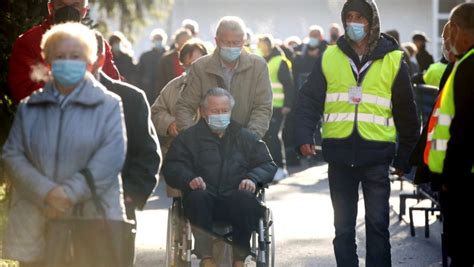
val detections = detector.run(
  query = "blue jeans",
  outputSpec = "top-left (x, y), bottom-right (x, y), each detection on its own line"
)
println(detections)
top-left (328, 164), bottom-right (392, 267)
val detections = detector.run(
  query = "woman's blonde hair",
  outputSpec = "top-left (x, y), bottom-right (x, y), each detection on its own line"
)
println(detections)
top-left (41, 22), bottom-right (97, 64)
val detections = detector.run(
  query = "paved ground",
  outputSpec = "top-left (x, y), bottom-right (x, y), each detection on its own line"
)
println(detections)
top-left (135, 163), bottom-right (444, 267)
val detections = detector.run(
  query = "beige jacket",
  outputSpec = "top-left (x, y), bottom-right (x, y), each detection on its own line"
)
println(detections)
top-left (151, 75), bottom-right (186, 156)
top-left (175, 48), bottom-right (273, 138)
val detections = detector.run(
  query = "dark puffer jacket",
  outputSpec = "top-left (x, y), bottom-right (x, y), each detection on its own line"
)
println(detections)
top-left (163, 119), bottom-right (277, 196)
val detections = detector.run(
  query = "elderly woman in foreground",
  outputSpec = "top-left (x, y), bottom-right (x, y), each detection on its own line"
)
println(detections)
top-left (2, 22), bottom-right (128, 267)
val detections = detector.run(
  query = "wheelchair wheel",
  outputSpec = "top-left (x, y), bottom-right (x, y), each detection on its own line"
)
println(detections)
top-left (165, 198), bottom-right (192, 267)
top-left (256, 208), bottom-right (275, 267)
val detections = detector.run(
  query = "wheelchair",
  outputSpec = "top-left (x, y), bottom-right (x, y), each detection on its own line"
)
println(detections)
top-left (165, 187), bottom-right (275, 267)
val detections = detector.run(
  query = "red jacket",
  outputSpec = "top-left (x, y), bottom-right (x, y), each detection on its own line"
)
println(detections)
top-left (7, 17), bottom-right (121, 103)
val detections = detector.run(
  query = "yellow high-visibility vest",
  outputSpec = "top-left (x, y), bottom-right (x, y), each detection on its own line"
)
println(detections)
top-left (427, 49), bottom-right (474, 174)
top-left (268, 55), bottom-right (291, 108)
top-left (423, 62), bottom-right (447, 88)
top-left (321, 46), bottom-right (403, 142)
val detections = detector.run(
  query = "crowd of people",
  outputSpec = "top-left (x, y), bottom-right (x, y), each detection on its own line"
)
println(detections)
top-left (1, 0), bottom-right (473, 266)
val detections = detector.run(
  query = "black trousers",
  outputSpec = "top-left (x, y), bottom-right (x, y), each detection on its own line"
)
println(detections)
top-left (263, 108), bottom-right (285, 167)
top-left (183, 190), bottom-right (264, 261)
top-left (440, 189), bottom-right (474, 267)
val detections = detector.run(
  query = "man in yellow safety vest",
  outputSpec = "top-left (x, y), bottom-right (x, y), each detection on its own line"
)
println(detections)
top-left (295, 0), bottom-right (420, 265)
top-left (257, 34), bottom-right (294, 181)
top-left (423, 3), bottom-right (474, 265)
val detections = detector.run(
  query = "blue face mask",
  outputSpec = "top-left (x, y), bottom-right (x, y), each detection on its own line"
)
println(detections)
top-left (346, 23), bottom-right (367, 42)
top-left (308, 37), bottom-right (319, 48)
top-left (153, 40), bottom-right (163, 50)
top-left (219, 47), bottom-right (242, 62)
top-left (112, 43), bottom-right (121, 54)
top-left (207, 113), bottom-right (231, 132)
top-left (52, 59), bottom-right (87, 87)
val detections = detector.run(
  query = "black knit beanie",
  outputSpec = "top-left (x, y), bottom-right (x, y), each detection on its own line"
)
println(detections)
top-left (341, 0), bottom-right (373, 26)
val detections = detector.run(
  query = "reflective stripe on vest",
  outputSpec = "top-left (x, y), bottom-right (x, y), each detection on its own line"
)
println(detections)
top-left (324, 113), bottom-right (395, 127)
top-left (321, 46), bottom-right (402, 142)
top-left (427, 49), bottom-right (474, 174)
top-left (424, 102), bottom-right (441, 165)
top-left (268, 55), bottom-right (290, 108)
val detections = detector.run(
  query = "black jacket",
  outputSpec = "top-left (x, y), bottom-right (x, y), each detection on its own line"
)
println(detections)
top-left (113, 51), bottom-right (137, 85)
top-left (155, 49), bottom-right (181, 96)
top-left (294, 34), bottom-right (420, 171)
top-left (100, 72), bottom-right (162, 209)
top-left (137, 48), bottom-right (165, 104)
top-left (163, 119), bottom-right (277, 196)
top-left (292, 42), bottom-right (328, 90)
top-left (412, 47), bottom-right (474, 191)
top-left (416, 48), bottom-right (435, 73)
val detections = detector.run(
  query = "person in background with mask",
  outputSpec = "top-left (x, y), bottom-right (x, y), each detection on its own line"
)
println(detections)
top-left (155, 28), bottom-right (192, 97)
top-left (293, 25), bottom-right (328, 91)
top-left (94, 31), bottom-right (162, 266)
top-left (175, 16), bottom-right (273, 139)
top-left (7, 0), bottom-right (120, 104)
top-left (163, 88), bottom-right (277, 267)
top-left (292, 25), bottom-right (329, 166)
top-left (307, 25), bottom-right (328, 58)
top-left (151, 39), bottom-right (208, 156)
top-left (2, 22), bottom-right (127, 267)
top-left (294, 0), bottom-right (419, 265)
top-left (415, 4), bottom-right (474, 265)
top-left (137, 28), bottom-right (168, 104)
top-left (328, 23), bottom-right (343, 45)
top-left (257, 34), bottom-right (294, 181)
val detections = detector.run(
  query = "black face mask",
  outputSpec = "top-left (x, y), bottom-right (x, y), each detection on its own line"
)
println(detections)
top-left (53, 5), bottom-right (81, 24)
top-left (330, 33), bottom-right (339, 42)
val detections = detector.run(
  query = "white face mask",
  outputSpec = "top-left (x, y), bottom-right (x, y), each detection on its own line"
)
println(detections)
top-left (449, 24), bottom-right (462, 56)
top-left (442, 42), bottom-right (451, 61)
top-left (206, 113), bottom-right (231, 132)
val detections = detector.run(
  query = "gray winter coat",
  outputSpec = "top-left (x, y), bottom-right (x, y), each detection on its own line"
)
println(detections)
top-left (1, 77), bottom-right (127, 262)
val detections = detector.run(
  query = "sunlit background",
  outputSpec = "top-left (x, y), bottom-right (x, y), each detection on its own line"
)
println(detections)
top-left (89, 0), bottom-right (471, 61)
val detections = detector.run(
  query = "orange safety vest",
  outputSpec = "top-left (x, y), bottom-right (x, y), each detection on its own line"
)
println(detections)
top-left (423, 95), bottom-right (441, 165)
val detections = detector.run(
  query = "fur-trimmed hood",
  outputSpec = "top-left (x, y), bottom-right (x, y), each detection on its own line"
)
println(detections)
top-left (341, 0), bottom-right (381, 55)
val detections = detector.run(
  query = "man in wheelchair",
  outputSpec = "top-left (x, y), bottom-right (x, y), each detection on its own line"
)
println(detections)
top-left (163, 88), bottom-right (277, 267)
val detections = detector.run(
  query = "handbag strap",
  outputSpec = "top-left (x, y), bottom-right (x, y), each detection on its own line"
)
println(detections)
top-left (79, 168), bottom-right (106, 217)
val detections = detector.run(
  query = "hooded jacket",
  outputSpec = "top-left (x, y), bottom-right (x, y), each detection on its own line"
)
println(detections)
top-left (7, 17), bottom-right (121, 104)
top-left (295, 0), bottom-right (419, 171)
